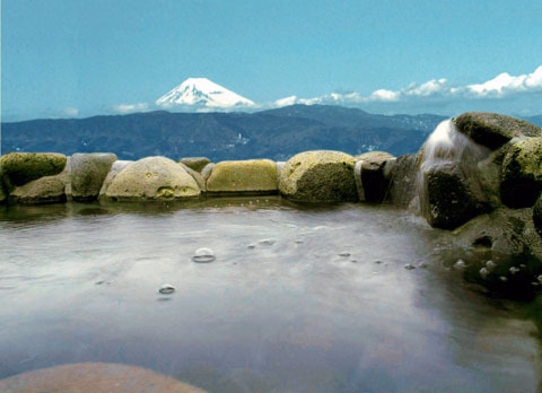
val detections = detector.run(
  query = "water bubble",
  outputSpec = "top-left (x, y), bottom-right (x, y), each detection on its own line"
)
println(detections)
top-left (158, 284), bottom-right (175, 295)
top-left (404, 263), bottom-right (416, 270)
top-left (192, 247), bottom-right (216, 263)
top-left (509, 266), bottom-right (520, 275)
top-left (247, 244), bottom-right (256, 249)
top-left (486, 260), bottom-right (497, 271)
top-left (258, 238), bottom-right (276, 246)
top-left (499, 276), bottom-right (508, 282)
top-left (339, 252), bottom-right (351, 257)
top-left (453, 259), bottom-right (466, 270)
top-left (480, 267), bottom-right (490, 279)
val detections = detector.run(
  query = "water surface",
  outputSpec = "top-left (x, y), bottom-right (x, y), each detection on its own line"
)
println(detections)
top-left (0, 198), bottom-right (540, 392)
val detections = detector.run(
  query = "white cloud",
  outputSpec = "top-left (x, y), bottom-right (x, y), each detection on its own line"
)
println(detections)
top-left (465, 65), bottom-right (542, 97)
top-left (114, 103), bottom-right (150, 114)
top-left (369, 89), bottom-right (400, 102)
top-left (272, 64), bottom-right (542, 114)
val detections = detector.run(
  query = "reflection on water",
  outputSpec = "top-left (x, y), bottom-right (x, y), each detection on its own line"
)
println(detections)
top-left (0, 197), bottom-right (541, 392)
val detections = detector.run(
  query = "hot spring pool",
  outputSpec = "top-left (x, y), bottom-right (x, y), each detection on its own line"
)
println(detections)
top-left (0, 197), bottom-right (541, 392)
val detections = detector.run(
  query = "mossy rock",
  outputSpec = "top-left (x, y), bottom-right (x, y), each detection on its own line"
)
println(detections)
top-left (501, 137), bottom-right (542, 208)
top-left (1, 152), bottom-right (67, 188)
top-left (454, 112), bottom-right (541, 150)
top-left (9, 175), bottom-right (67, 205)
top-left (0, 171), bottom-right (6, 204)
top-left (69, 153), bottom-right (118, 202)
top-left (206, 159), bottom-right (278, 194)
top-left (102, 156), bottom-right (200, 201)
top-left (178, 157), bottom-right (211, 173)
top-left (421, 162), bottom-right (491, 229)
top-left (279, 150), bottom-right (357, 202)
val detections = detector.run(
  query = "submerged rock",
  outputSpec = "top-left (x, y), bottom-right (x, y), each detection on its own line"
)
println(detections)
top-left (448, 208), bottom-right (542, 299)
top-left (0, 362), bottom-right (208, 393)
top-left (102, 156), bottom-right (200, 201)
top-left (279, 150), bottom-right (357, 202)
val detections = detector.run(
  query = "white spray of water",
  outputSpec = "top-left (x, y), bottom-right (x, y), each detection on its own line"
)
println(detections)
top-left (421, 119), bottom-right (480, 167)
top-left (417, 119), bottom-right (490, 215)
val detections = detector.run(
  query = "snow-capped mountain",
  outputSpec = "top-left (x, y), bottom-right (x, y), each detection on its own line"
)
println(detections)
top-left (156, 78), bottom-right (256, 111)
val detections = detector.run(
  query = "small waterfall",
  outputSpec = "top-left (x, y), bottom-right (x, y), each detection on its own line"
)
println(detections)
top-left (421, 119), bottom-right (477, 165)
top-left (417, 119), bottom-right (491, 224)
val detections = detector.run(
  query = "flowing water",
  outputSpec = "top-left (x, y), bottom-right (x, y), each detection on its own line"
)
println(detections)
top-left (1, 197), bottom-right (541, 392)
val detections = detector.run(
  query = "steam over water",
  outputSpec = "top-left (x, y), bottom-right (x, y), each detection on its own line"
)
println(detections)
top-left (1, 199), bottom-right (541, 392)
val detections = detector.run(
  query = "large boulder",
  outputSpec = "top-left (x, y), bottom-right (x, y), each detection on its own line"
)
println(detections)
top-left (99, 160), bottom-right (133, 198)
top-left (1, 152), bottom-right (67, 188)
top-left (454, 112), bottom-right (541, 150)
top-left (279, 150), bottom-right (357, 202)
top-left (68, 153), bottom-right (117, 202)
top-left (9, 174), bottom-right (67, 205)
top-left (500, 137), bottom-right (542, 208)
top-left (420, 162), bottom-right (491, 229)
top-left (102, 156), bottom-right (200, 201)
top-left (354, 151), bottom-right (395, 203)
top-left (206, 159), bottom-right (278, 194)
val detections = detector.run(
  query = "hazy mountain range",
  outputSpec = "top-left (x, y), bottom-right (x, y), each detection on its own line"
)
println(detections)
top-left (2, 104), bottom-right (454, 161)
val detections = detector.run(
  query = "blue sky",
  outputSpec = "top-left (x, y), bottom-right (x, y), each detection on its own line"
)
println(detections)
top-left (2, 0), bottom-right (542, 121)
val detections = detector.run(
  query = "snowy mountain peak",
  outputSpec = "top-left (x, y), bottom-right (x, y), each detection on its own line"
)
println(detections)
top-left (156, 78), bottom-right (256, 110)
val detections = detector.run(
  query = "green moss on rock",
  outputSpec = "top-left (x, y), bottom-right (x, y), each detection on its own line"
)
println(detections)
top-left (9, 175), bottom-right (67, 205)
top-left (501, 137), bottom-right (542, 208)
top-left (454, 112), bottom-right (541, 150)
top-left (279, 150), bottom-right (357, 202)
top-left (1, 152), bottom-right (67, 188)
top-left (206, 159), bottom-right (278, 194)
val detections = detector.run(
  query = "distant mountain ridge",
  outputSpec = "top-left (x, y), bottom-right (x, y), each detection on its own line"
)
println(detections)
top-left (1, 105), bottom-right (449, 161)
top-left (3, 104), bottom-right (539, 162)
